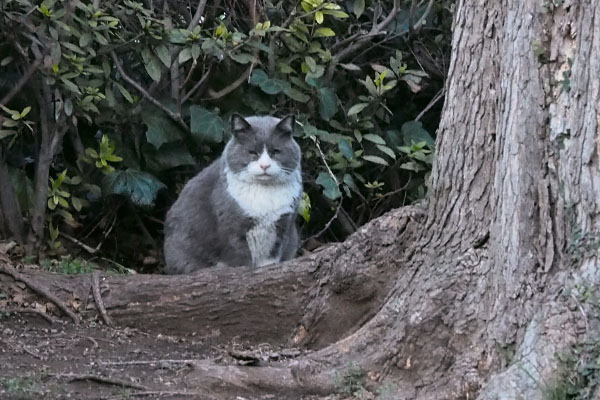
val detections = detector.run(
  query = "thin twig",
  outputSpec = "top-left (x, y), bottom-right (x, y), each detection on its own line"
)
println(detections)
top-left (301, 198), bottom-right (343, 247)
top-left (0, 50), bottom-right (47, 108)
top-left (182, 65), bottom-right (212, 103)
top-left (110, 51), bottom-right (190, 134)
top-left (0, 264), bottom-right (79, 324)
top-left (2, 307), bottom-right (59, 324)
top-left (408, 0), bottom-right (417, 37)
top-left (327, 0), bottom-right (401, 78)
top-left (415, 87), bottom-right (445, 121)
top-left (51, 373), bottom-right (149, 391)
top-left (59, 217), bottom-right (114, 254)
top-left (92, 271), bottom-right (114, 328)
top-left (205, 65), bottom-right (253, 100)
top-left (414, 0), bottom-right (435, 32)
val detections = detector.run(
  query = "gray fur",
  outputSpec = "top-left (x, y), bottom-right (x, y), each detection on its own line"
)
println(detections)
top-left (164, 114), bottom-right (302, 274)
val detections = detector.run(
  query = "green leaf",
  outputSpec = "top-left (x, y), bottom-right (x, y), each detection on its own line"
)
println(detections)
top-left (1, 56), bottom-right (14, 66)
top-left (401, 120), bottom-right (435, 148)
top-left (316, 172), bottom-right (341, 200)
top-left (155, 44), bottom-right (171, 67)
top-left (315, 11), bottom-right (324, 24)
top-left (283, 87), bottom-right (310, 103)
top-left (61, 42), bottom-right (85, 55)
top-left (376, 144), bottom-right (396, 160)
top-left (260, 78), bottom-right (291, 95)
top-left (168, 28), bottom-right (190, 44)
top-left (304, 56), bottom-right (317, 72)
top-left (348, 102), bottom-right (369, 116)
top-left (314, 27), bottom-right (335, 37)
top-left (249, 69), bottom-right (269, 86)
top-left (103, 169), bottom-right (166, 207)
top-left (79, 33), bottom-right (92, 47)
top-left (190, 106), bottom-right (224, 143)
top-left (362, 155), bottom-right (389, 166)
top-left (94, 31), bottom-right (108, 45)
top-left (144, 54), bottom-right (162, 82)
top-left (141, 107), bottom-right (182, 149)
top-left (191, 43), bottom-right (201, 60)
top-left (2, 119), bottom-right (19, 128)
top-left (363, 133), bottom-right (386, 145)
top-left (298, 192), bottom-right (311, 222)
top-left (343, 173), bottom-right (359, 193)
top-left (114, 82), bottom-right (134, 103)
top-left (229, 52), bottom-right (257, 64)
top-left (178, 48), bottom-right (193, 64)
top-left (60, 77), bottom-right (81, 94)
top-left (338, 138), bottom-right (354, 159)
top-left (353, 0), bottom-right (365, 17)
top-left (318, 87), bottom-right (337, 121)
top-left (143, 142), bottom-right (196, 170)
top-left (0, 130), bottom-right (16, 139)
top-left (321, 10), bottom-right (349, 18)
top-left (64, 98), bottom-right (73, 116)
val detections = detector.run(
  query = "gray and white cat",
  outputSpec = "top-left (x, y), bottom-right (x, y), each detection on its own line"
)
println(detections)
top-left (163, 114), bottom-right (302, 274)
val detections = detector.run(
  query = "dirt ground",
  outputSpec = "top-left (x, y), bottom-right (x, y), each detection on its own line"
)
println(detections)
top-left (0, 310), bottom-right (340, 400)
top-left (0, 262), bottom-right (345, 400)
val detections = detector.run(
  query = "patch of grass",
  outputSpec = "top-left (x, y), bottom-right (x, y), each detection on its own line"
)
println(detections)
top-left (335, 362), bottom-right (367, 396)
top-left (2, 376), bottom-right (41, 399)
top-left (40, 255), bottom-right (97, 275)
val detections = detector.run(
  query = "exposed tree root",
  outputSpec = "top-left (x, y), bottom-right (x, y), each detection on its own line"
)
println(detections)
top-left (0, 263), bottom-right (79, 324)
top-left (51, 373), bottom-right (150, 391)
top-left (91, 271), bottom-right (114, 328)
top-left (2, 306), bottom-right (60, 324)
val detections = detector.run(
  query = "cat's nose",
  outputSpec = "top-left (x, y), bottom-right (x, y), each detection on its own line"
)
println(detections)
top-left (259, 163), bottom-right (271, 171)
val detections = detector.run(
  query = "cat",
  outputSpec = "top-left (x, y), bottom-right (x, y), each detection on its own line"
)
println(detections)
top-left (163, 114), bottom-right (302, 274)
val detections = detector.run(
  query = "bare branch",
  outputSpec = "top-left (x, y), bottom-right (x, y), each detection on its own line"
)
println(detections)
top-left (327, 0), bottom-right (401, 78)
top-left (0, 263), bottom-right (80, 324)
top-left (0, 52), bottom-right (45, 108)
top-left (181, 65), bottom-right (212, 103)
top-left (301, 198), bottom-right (343, 247)
top-left (110, 51), bottom-right (190, 134)
top-left (415, 87), bottom-right (445, 121)
top-left (188, 0), bottom-right (208, 30)
top-left (206, 65), bottom-right (253, 100)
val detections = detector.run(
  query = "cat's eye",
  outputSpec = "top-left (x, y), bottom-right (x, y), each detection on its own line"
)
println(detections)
top-left (248, 150), bottom-right (258, 156)
top-left (271, 149), bottom-right (281, 155)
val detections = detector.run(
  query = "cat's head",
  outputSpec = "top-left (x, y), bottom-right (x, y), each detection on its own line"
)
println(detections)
top-left (224, 114), bottom-right (301, 184)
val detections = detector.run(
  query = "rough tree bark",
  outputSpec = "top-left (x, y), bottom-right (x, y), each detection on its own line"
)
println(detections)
top-left (1, 0), bottom-right (598, 398)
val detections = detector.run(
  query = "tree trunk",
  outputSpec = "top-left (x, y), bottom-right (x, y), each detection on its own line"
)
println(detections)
top-left (1, 0), bottom-right (598, 398)
top-left (0, 155), bottom-right (25, 243)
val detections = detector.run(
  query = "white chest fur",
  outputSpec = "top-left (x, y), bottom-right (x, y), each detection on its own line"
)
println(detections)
top-left (225, 169), bottom-right (301, 266)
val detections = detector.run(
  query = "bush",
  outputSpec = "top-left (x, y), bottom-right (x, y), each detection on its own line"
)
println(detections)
top-left (0, 0), bottom-right (451, 268)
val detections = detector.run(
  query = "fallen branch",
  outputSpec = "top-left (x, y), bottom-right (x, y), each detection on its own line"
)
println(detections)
top-left (92, 271), bottom-right (114, 328)
top-left (2, 306), bottom-right (60, 324)
top-left (0, 263), bottom-right (79, 324)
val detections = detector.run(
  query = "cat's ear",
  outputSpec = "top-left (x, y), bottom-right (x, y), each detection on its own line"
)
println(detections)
top-left (231, 113), bottom-right (251, 136)
top-left (276, 115), bottom-right (295, 136)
